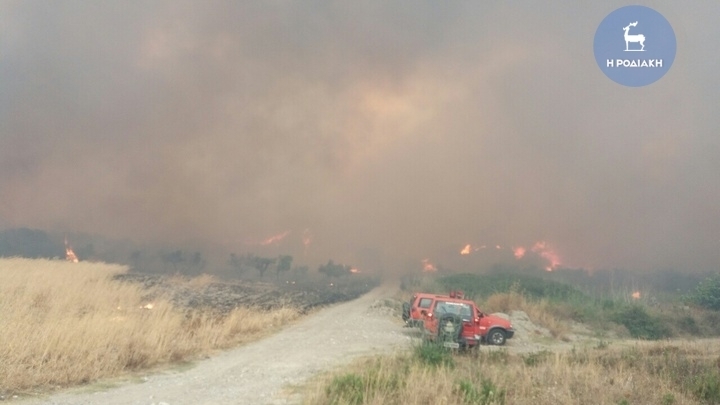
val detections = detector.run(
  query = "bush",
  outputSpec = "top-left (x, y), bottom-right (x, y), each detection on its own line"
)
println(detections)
top-left (325, 373), bottom-right (365, 405)
top-left (414, 342), bottom-right (454, 368)
top-left (455, 379), bottom-right (506, 405)
top-left (612, 305), bottom-right (672, 340)
top-left (685, 274), bottom-right (720, 311)
top-left (690, 371), bottom-right (720, 403)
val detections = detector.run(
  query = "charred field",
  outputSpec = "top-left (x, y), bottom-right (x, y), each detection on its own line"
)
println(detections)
top-left (113, 271), bottom-right (380, 315)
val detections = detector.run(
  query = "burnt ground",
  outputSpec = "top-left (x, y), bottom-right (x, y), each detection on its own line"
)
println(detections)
top-left (112, 273), bottom-right (380, 314)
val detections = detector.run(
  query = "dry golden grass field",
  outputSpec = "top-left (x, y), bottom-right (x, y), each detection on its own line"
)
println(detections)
top-left (0, 258), bottom-right (299, 395)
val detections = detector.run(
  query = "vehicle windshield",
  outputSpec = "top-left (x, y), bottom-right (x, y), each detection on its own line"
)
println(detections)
top-left (434, 301), bottom-right (472, 320)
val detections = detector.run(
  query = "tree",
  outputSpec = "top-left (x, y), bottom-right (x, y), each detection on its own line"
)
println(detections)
top-left (276, 255), bottom-right (293, 281)
top-left (163, 250), bottom-right (184, 272)
top-left (318, 260), bottom-right (351, 278)
top-left (248, 256), bottom-right (276, 279)
top-left (190, 251), bottom-right (206, 273)
top-left (228, 253), bottom-right (246, 277)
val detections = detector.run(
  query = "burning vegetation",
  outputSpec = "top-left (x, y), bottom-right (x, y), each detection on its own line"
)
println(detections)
top-left (457, 240), bottom-right (563, 272)
top-left (421, 258), bottom-right (437, 273)
top-left (64, 237), bottom-right (79, 263)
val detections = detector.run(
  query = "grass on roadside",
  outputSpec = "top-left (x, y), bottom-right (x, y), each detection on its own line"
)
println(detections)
top-left (305, 339), bottom-right (720, 405)
top-left (0, 258), bottom-right (300, 395)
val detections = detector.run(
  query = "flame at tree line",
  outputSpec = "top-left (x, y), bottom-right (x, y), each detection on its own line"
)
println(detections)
top-left (260, 230), bottom-right (291, 246)
top-left (58, 227), bottom-right (568, 277)
top-left (458, 240), bottom-right (562, 271)
top-left (422, 258), bottom-right (437, 272)
top-left (65, 237), bottom-right (79, 263)
top-left (235, 228), bottom-right (566, 274)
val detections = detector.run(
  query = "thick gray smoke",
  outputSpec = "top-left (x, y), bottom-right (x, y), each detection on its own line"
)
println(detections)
top-left (1, 1), bottom-right (718, 272)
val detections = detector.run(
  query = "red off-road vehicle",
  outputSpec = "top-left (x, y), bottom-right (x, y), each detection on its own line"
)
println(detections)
top-left (405, 291), bottom-right (514, 347)
top-left (403, 292), bottom-right (449, 327)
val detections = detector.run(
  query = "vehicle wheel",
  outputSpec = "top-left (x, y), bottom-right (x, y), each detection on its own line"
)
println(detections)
top-left (487, 328), bottom-right (506, 346)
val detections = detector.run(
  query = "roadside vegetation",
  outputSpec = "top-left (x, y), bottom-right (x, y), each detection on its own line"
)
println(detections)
top-left (305, 339), bottom-right (720, 404)
top-left (0, 258), bottom-right (303, 396)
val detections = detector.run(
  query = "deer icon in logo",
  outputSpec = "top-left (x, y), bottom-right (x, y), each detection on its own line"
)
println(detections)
top-left (623, 21), bottom-right (645, 51)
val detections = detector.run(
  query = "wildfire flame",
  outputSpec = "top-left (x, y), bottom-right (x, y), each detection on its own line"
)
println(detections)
top-left (349, 267), bottom-right (361, 274)
top-left (260, 230), bottom-right (291, 246)
top-left (453, 239), bottom-right (564, 271)
top-left (421, 258), bottom-right (437, 272)
top-left (302, 228), bottom-right (312, 248)
top-left (141, 303), bottom-right (154, 310)
top-left (531, 241), bottom-right (561, 271)
top-left (65, 237), bottom-right (79, 263)
top-left (631, 291), bottom-right (641, 299)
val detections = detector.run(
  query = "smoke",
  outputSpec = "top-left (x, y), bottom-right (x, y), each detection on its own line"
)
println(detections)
top-left (1, 1), bottom-right (719, 273)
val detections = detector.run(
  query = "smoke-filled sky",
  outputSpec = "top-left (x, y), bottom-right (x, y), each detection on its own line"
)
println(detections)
top-left (1, 1), bottom-right (719, 272)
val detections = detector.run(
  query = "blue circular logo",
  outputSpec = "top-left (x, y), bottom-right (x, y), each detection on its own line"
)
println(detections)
top-left (594, 6), bottom-right (676, 87)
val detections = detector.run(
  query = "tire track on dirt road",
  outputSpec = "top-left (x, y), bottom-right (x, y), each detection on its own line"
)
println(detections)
top-left (19, 284), bottom-right (411, 405)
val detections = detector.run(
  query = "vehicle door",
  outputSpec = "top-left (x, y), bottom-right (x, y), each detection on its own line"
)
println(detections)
top-left (413, 296), bottom-right (435, 322)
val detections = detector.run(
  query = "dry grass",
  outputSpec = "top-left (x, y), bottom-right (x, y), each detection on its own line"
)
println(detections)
top-left (0, 258), bottom-right (300, 394)
top-left (483, 291), bottom-right (569, 339)
top-left (305, 339), bottom-right (720, 405)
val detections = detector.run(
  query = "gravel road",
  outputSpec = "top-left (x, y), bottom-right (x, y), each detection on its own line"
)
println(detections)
top-left (18, 284), bottom-right (411, 405)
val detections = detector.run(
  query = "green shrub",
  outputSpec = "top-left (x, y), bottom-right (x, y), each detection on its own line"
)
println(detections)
top-left (325, 373), bottom-right (365, 405)
top-left (414, 342), bottom-right (454, 368)
top-left (690, 370), bottom-right (720, 403)
top-left (685, 274), bottom-right (720, 311)
top-left (612, 305), bottom-right (672, 340)
top-left (455, 379), bottom-right (506, 405)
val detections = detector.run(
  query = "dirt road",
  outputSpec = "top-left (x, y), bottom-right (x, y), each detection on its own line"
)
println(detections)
top-left (19, 285), bottom-right (411, 405)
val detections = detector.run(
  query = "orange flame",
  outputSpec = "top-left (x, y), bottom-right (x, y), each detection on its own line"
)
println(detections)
top-left (460, 244), bottom-right (471, 255)
top-left (302, 228), bottom-right (312, 248)
top-left (260, 230), bottom-right (291, 246)
top-left (349, 267), bottom-right (361, 274)
top-left (531, 241), bottom-right (561, 271)
top-left (65, 237), bottom-right (79, 263)
top-left (513, 247), bottom-right (526, 259)
top-left (421, 258), bottom-right (437, 272)
top-left (631, 291), bottom-right (641, 299)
